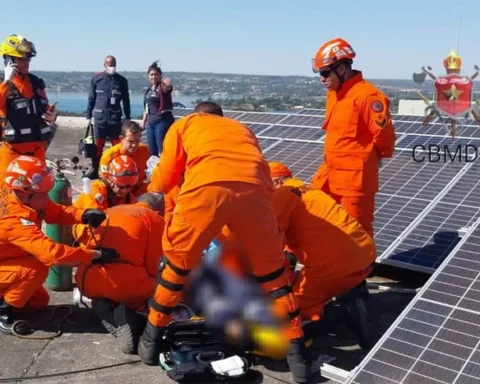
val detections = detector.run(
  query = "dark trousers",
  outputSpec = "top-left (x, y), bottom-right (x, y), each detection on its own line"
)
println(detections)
top-left (94, 122), bottom-right (122, 140)
top-left (145, 112), bottom-right (174, 156)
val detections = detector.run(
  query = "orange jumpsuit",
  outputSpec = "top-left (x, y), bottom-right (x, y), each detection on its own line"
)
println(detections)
top-left (0, 76), bottom-right (50, 173)
top-left (311, 71), bottom-right (396, 236)
top-left (72, 179), bottom-right (136, 244)
top-left (0, 189), bottom-right (96, 309)
top-left (147, 113), bottom-right (302, 339)
top-left (99, 143), bottom-right (151, 196)
top-left (272, 178), bottom-right (376, 320)
top-left (75, 202), bottom-right (164, 311)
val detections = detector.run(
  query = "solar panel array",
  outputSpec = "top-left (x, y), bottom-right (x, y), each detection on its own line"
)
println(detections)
top-left (345, 216), bottom-right (480, 384)
top-left (172, 107), bottom-right (480, 274)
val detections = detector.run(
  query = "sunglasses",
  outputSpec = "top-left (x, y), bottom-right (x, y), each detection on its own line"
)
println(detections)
top-left (117, 185), bottom-right (132, 189)
top-left (319, 68), bottom-right (333, 78)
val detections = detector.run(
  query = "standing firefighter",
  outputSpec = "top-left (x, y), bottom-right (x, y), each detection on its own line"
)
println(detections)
top-left (143, 101), bottom-right (312, 383)
top-left (310, 38), bottom-right (396, 236)
top-left (0, 34), bottom-right (57, 173)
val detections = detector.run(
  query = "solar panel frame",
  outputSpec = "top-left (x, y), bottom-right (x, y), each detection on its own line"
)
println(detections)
top-left (345, 216), bottom-right (480, 384)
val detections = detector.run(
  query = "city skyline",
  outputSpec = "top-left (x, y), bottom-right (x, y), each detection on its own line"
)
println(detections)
top-left (2, 0), bottom-right (478, 79)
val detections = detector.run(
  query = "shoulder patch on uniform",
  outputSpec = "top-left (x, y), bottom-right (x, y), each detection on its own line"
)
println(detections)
top-left (20, 218), bottom-right (36, 226)
top-left (371, 100), bottom-right (384, 113)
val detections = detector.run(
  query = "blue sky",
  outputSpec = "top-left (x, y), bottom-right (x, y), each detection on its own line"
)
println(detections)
top-left (2, 0), bottom-right (478, 79)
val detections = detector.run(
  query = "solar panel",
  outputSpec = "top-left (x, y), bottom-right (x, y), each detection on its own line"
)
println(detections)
top-left (259, 125), bottom-right (324, 141)
top-left (235, 112), bottom-right (288, 124)
top-left (346, 216), bottom-right (480, 384)
top-left (373, 151), bottom-right (472, 269)
top-left (296, 108), bottom-right (325, 115)
top-left (245, 123), bottom-right (273, 135)
top-left (223, 110), bottom-right (246, 119)
top-left (262, 140), bottom-right (324, 183)
top-left (257, 138), bottom-right (281, 152)
top-left (394, 121), bottom-right (480, 137)
top-left (172, 107), bottom-right (193, 117)
top-left (384, 165), bottom-right (480, 273)
top-left (275, 114), bottom-right (325, 127)
top-left (378, 152), bottom-right (467, 201)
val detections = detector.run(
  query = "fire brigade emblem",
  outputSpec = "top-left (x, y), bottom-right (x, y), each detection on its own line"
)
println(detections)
top-left (413, 50), bottom-right (480, 139)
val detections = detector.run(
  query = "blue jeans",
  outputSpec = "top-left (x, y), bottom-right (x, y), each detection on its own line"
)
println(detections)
top-left (145, 112), bottom-right (174, 156)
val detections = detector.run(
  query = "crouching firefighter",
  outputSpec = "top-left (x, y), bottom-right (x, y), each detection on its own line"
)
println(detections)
top-left (269, 161), bottom-right (375, 349)
top-left (0, 155), bottom-right (117, 334)
top-left (74, 193), bottom-right (166, 354)
top-left (0, 34), bottom-right (57, 174)
top-left (140, 101), bottom-right (312, 384)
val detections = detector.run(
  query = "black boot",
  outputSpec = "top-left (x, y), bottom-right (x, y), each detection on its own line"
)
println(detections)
top-left (91, 299), bottom-right (117, 335)
top-left (113, 304), bottom-right (147, 355)
top-left (0, 299), bottom-right (30, 336)
top-left (0, 299), bottom-right (14, 335)
top-left (85, 156), bottom-right (100, 180)
top-left (336, 281), bottom-right (371, 350)
top-left (286, 337), bottom-right (313, 383)
top-left (138, 321), bottom-right (166, 366)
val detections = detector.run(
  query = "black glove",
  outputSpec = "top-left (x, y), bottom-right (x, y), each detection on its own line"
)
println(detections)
top-left (82, 209), bottom-right (106, 228)
top-left (92, 247), bottom-right (120, 265)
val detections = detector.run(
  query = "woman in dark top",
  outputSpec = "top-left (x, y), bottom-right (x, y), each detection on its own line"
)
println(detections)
top-left (141, 61), bottom-right (175, 156)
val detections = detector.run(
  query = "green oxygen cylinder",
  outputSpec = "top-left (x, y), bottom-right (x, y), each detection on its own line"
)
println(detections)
top-left (45, 168), bottom-right (74, 291)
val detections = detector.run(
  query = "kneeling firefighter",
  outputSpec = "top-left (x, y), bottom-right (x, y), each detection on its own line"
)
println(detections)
top-left (0, 155), bottom-right (117, 334)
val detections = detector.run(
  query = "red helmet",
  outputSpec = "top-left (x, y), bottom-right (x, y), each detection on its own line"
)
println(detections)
top-left (4, 155), bottom-right (55, 193)
top-left (312, 38), bottom-right (356, 73)
top-left (107, 155), bottom-right (139, 186)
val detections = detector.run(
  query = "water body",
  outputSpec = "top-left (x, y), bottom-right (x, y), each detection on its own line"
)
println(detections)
top-left (47, 92), bottom-right (203, 118)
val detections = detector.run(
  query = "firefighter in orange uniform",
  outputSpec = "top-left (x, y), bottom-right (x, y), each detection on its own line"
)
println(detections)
top-left (310, 38), bottom-right (396, 236)
top-left (0, 34), bottom-right (57, 173)
top-left (99, 120), bottom-right (151, 196)
top-left (269, 162), bottom-right (375, 321)
top-left (74, 193), bottom-right (165, 354)
top-left (0, 155), bottom-right (114, 334)
top-left (72, 155), bottom-right (138, 243)
top-left (142, 101), bottom-right (311, 384)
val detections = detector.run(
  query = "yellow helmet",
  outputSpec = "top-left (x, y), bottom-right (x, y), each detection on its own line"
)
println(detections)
top-left (0, 34), bottom-right (36, 58)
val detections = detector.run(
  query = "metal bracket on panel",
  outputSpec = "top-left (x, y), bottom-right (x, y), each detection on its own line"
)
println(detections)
top-left (366, 282), bottom-right (421, 295)
top-left (378, 160), bottom-right (475, 262)
top-left (458, 226), bottom-right (470, 238)
top-left (320, 363), bottom-right (351, 383)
